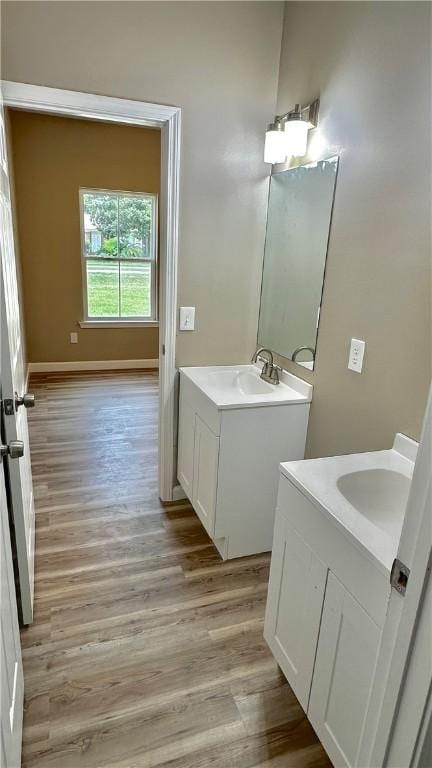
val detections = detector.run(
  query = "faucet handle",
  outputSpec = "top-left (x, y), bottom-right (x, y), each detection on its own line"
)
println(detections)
top-left (268, 363), bottom-right (281, 384)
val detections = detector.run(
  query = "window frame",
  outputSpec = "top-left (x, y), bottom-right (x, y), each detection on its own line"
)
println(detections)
top-left (79, 187), bottom-right (158, 325)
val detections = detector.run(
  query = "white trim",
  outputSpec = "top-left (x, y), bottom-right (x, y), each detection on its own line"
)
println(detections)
top-left (172, 484), bottom-right (187, 502)
top-left (158, 107), bottom-right (181, 502)
top-left (1, 81), bottom-right (176, 126)
top-left (28, 359), bottom-right (159, 374)
top-left (79, 320), bottom-right (159, 329)
top-left (2, 81), bottom-right (180, 502)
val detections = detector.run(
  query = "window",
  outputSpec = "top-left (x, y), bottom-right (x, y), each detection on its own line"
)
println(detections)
top-left (80, 189), bottom-right (157, 322)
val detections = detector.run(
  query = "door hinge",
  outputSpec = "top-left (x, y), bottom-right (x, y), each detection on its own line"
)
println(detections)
top-left (162, 344), bottom-right (166, 356)
top-left (2, 398), bottom-right (15, 416)
top-left (390, 558), bottom-right (410, 596)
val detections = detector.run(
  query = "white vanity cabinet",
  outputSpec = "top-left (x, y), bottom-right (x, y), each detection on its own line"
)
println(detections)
top-left (178, 379), bottom-right (221, 540)
top-left (308, 572), bottom-right (382, 768)
top-left (177, 366), bottom-right (312, 559)
top-left (177, 396), bottom-right (195, 499)
top-left (264, 513), bottom-right (327, 711)
top-left (191, 415), bottom-right (219, 535)
top-left (264, 473), bottom-right (391, 768)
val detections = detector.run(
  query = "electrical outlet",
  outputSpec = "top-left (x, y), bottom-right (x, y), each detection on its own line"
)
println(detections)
top-left (70, 332), bottom-right (78, 344)
top-left (348, 338), bottom-right (365, 373)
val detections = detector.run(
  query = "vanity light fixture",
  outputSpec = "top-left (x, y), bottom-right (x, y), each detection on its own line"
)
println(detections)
top-left (263, 117), bottom-right (287, 165)
top-left (264, 99), bottom-right (319, 164)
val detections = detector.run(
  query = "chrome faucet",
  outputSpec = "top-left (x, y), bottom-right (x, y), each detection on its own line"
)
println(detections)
top-left (292, 346), bottom-right (315, 363)
top-left (252, 347), bottom-right (280, 385)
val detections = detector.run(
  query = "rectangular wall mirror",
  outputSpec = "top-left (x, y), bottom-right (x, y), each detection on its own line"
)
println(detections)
top-left (258, 156), bottom-right (339, 370)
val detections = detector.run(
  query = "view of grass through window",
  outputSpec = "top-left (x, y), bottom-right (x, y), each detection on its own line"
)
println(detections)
top-left (81, 190), bottom-right (156, 319)
top-left (86, 261), bottom-right (151, 317)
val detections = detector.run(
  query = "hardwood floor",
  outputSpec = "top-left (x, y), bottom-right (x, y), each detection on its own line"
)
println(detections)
top-left (21, 370), bottom-right (331, 768)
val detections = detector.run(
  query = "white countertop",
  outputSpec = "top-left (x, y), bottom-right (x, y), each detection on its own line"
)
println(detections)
top-left (280, 433), bottom-right (418, 573)
top-left (179, 364), bottom-right (312, 410)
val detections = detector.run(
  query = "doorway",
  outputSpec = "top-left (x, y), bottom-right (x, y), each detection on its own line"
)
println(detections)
top-left (2, 80), bottom-right (181, 505)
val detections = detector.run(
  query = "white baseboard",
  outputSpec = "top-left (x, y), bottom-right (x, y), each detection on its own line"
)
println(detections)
top-left (172, 484), bottom-right (187, 501)
top-left (28, 359), bottom-right (159, 374)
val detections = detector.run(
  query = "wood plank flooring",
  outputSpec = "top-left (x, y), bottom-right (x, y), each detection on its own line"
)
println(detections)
top-left (21, 370), bottom-right (331, 768)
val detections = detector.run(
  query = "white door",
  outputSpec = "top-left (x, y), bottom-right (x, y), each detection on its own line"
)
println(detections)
top-left (386, 565), bottom-right (431, 767)
top-left (177, 392), bottom-right (195, 501)
top-left (359, 386), bottom-right (432, 766)
top-left (309, 572), bottom-right (381, 768)
top-left (0, 96), bottom-right (35, 625)
top-left (1, 357), bottom-right (24, 767)
top-left (264, 514), bottom-right (328, 712)
top-left (192, 415), bottom-right (219, 536)
top-left (1, 458), bottom-right (24, 768)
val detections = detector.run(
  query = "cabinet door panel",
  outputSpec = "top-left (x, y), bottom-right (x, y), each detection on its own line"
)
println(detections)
top-left (192, 416), bottom-right (219, 536)
top-left (309, 572), bottom-right (381, 768)
top-left (177, 395), bottom-right (195, 501)
top-left (264, 514), bottom-right (327, 711)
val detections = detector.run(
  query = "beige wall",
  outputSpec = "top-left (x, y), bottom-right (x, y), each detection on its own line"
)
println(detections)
top-left (274, 1), bottom-right (431, 457)
top-left (1, 1), bottom-right (284, 367)
top-left (8, 110), bottom-right (160, 363)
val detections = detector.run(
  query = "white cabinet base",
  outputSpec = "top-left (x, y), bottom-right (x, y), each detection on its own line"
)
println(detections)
top-left (309, 572), bottom-right (381, 768)
top-left (264, 515), bottom-right (327, 711)
top-left (178, 371), bottom-right (310, 559)
top-left (192, 415), bottom-right (219, 536)
top-left (264, 476), bottom-right (388, 768)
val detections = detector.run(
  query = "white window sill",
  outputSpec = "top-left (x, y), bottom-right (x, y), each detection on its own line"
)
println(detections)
top-left (79, 320), bottom-right (159, 329)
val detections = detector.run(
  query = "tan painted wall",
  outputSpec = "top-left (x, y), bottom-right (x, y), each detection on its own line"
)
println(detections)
top-left (274, 1), bottom-right (431, 457)
top-left (1, 1), bottom-right (284, 367)
top-left (8, 110), bottom-right (161, 363)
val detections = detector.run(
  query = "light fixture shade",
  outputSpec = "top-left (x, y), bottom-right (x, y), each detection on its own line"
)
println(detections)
top-left (264, 125), bottom-right (287, 164)
top-left (284, 118), bottom-right (309, 157)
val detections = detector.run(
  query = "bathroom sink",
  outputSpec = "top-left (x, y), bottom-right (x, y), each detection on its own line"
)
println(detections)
top-left (336, 468), bottom-right (411, 537)
top-left (207, 369), bottom-right (274, 396)
top-left (279, 433), bottom-right (418, 572)
top-left (179, 364), bottom-right (312, 409)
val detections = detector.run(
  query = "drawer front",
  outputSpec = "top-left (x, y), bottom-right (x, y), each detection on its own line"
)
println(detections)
top-left (276, 475), bottom-right (390, 627)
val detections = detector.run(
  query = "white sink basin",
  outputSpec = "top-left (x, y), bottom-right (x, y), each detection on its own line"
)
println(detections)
top-left (280, 433), bottom-right (418, 572)
top-left (179, 364), bottom-right (312, 409)
top-left (207, 369), bottom-right (275, 396)
top-left (337, 468), bottom-right (411, 538)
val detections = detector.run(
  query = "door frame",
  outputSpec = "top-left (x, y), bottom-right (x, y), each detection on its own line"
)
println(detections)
top-left (1, 80), bottom-right (181, 502)
top-left (359, 384), bottom-right (432, 766)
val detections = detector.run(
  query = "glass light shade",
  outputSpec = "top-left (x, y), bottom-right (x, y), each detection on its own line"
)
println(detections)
top-left (264, 129), bottom-right (287, 164)
top-left (284, 118), bottom-right (309, 157)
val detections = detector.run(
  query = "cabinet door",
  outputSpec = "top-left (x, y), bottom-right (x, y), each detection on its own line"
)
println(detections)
top-left (177, 395), bottom-right (195, 501)
top-left (264, 513), bottom-right (327, 711)
top-left (192, 415), bottom-right (219, 536)
top-left (309, 572), bottom-right (381, 768)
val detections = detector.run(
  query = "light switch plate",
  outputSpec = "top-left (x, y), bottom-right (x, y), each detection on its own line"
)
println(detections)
top-left (70, 332), bottom-right (78, 344)
top-left (348, 338), bottom-right (365, 373)
top-left (179, 307), bottom-right (195, 331)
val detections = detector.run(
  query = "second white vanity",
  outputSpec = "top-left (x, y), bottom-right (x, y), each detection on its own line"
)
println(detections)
top-left (177, 363), bottom-right (312, 559)
top-left (264, 433), bottom-right (418, 768)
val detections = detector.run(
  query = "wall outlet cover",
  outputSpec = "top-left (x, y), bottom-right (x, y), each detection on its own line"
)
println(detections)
top-left (348, 338), bottom-right (365, 373)
top-left (70, 332), bottom-right (78, 344)
top-left (179, 306), bottom-right (195, 331)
